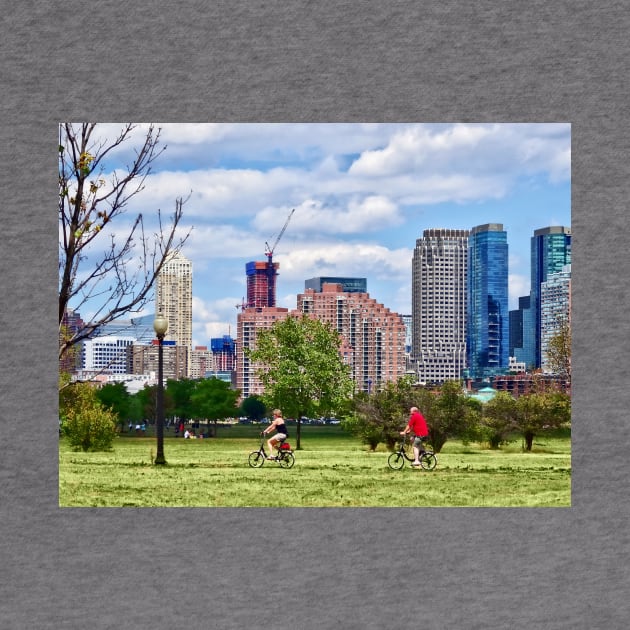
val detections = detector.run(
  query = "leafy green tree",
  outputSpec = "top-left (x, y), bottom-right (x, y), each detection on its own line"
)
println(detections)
top-left (247, 315), bottom-right (354, 449)
top-left (133, 385), bottom-right (155, 423)
top-left (189, 378), bottom-right (240, 436)
top-left (345, 376), bottom-right (417, 450)
top-left (126, 394), bottom-right (145, 425)
top-left (514, 391), bottom-right (571, 451)
top-left (481, 391), bottom-right (518, 449)
top-left (166, 378), bottom-right (197, 424)
top-left (95, 382), bottom-right (130, 431)
top-left (239, 395), bottom-right (267, 421)
top-left (133, 383), bottom-right (173, 425)
top-left (425, 380), bottom-right (481, 453)
top-left (60, 382), bottom-right (117, 451)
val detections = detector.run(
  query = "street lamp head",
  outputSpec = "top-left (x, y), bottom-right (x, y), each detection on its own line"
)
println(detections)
top-left (153, 313), bottom-right (168, 338)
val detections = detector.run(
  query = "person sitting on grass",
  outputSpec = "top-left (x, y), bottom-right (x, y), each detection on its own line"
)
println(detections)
top-left (400, 406), bottom-right (429, 467)
top-left (262, 409), bottom-right (288, 460)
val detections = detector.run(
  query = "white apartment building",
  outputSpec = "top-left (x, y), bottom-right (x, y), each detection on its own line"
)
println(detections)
top-left (82, 335), bottom-right (135, 374)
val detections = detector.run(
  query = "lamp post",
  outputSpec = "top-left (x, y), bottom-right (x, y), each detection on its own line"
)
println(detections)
top-left (153, 313), bottom-right (168, 465)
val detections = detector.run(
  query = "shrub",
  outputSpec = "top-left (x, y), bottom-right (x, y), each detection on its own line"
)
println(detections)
top-left (61, 383), bottom-right (117, 452)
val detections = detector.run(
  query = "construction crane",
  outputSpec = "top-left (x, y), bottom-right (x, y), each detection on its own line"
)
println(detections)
top-left (264, 208), bottom-right (295, 307)
top-left (265, 208), bottom-right (295, 262)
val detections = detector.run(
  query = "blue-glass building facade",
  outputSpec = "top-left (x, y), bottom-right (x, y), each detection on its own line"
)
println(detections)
top-left (304, 277), bottom-right (367, 293)
top-left (467, 224), bottom-right (509, 380)
top-left (510, 295), bottom-right (535, 368)
top-left (530, 226), bottom-right (571, 367)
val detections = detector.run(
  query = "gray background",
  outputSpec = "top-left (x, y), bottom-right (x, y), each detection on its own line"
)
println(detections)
top-left (2, 1), bottom-right (628, 628)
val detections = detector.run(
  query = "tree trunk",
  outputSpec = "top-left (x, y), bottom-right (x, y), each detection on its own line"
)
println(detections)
top-left (524, 431), bottom-right (534, 451)
top-left (489, 434), bottom-right (502, 449)
top-left (430, 431), bottom-right (447, 453)
top-left (296, 417), bottom-right (302, 450)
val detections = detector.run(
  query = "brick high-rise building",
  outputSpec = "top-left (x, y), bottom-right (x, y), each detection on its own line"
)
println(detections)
top-left (129, 342), bottom-right (188, 382)
top-left (235, 306), bottom-right (290, 399)
top-left (189, 346), bottom-right (213, 379)
top-left (296, 283), bottom-right (407, 392)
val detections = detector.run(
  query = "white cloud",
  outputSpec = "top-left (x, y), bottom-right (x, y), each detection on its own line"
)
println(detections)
top-left (276, 242), bottom-right (412, 285)
top-left (253, 195), bottom-right (402, 237)
top-left (348, 124), bottom-right (496, 177)
top-left (191, 295), bottom-right (243, 346)
top-left (348, 123), bottom-right (570, 188)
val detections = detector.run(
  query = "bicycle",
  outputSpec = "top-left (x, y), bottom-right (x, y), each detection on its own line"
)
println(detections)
top-left (387, 435), bottom-right (437, 471)
top-left (248, 433), bottom-right (295, 469)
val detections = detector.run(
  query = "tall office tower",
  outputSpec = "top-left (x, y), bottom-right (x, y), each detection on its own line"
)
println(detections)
top-left (467, 223), bottom-right (509, 380)
top-left (156, 252), bottom-right (193, 375)
top-left (246, 260), bottom-right (279, 308)
top-left (540, 264), bottom-right (571, 373)
top-left (509, 295), bottom-right (535, 369)
top-left (211, 335), bottom-right (236, 372)
top-left (531, 226), bottom-right (571, 367)
top-left (296, 283), bottom-right (407, 392)
top-left (304, 277), bottom-right (367, 294)
top-left (235, 307), bottom-right (290, 399)
top-left (412, 228), bottom-right (469, 384)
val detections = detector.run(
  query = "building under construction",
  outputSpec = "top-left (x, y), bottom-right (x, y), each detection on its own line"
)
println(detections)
top-left (245, 260), bottom-right (279, 308)
top-left (244, 208), bottom-right (295, 309)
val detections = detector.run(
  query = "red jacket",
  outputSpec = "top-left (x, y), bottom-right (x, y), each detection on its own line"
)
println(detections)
top-left (407, 410), bottom-right (428, 437)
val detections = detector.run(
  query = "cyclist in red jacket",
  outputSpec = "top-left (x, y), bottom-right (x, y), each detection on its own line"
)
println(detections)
top-left (400, 406), bottom-right (429, 467)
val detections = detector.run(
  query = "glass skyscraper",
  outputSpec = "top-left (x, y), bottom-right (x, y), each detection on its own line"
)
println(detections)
top-left (467, 224), bottom-right (509, 380)
top-left (510, 295), bottom-right (535, 369)
top-left (530, 226), bottom-right (571, 367)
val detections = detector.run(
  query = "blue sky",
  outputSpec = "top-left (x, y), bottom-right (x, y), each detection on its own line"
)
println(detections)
top-left (76, 123), bottom-right (571, 347)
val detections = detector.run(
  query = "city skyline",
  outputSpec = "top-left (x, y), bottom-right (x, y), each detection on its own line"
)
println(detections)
top-left (71, 123), bottom-right (571, 348)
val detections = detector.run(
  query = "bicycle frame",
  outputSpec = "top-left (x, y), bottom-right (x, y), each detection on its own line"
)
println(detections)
top-left (248, 435), bottom-right (295, 469)
top-left (387, 435), bottom-right (437, 471)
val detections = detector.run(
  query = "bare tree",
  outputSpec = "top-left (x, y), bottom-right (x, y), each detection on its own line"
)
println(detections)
top-left (59, 123), bottom-right (190, 362)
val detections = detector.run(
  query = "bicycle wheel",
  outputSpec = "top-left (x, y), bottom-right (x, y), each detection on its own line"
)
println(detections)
top-left (388, 452), bottom-right (405, 470)
top-left (278, 451), bottom-right (295, 469)
top-left (419, 452), bottom-right (437, 470)
top-left (248, 451), bottom-right (265, 468)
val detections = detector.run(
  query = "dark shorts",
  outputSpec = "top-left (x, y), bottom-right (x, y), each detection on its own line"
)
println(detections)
top-left (413, 436), bottom-right (427, 448)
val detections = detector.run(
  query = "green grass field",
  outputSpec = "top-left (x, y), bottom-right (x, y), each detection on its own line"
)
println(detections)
top-left (59, 425), bottom-right (571, 507)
